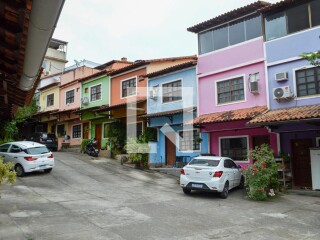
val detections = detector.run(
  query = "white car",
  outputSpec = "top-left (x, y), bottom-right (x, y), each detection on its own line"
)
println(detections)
top-left (180, 156), bottom-right (244, 198)
top-left (0, 141), bottom-right (55, 177)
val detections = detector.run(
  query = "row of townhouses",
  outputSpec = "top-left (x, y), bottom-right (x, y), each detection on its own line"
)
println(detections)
top-left (32, 0), bottom-right (320, 189)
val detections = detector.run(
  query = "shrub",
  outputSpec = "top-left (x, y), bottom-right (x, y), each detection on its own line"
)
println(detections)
top-left (105, 122), bottom-right (126, 156)
top-left (0, 156), bottom-right (16, 197)
top-left (125, 137), bottom-right (149, 169)
top-left (243, 144), bottom-right (279, 201)
top-left (81, 139), bottom-right (90, 153)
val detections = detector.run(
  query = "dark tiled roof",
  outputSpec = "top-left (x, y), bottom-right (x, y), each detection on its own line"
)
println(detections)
top-left (259, 0), bottom-right (306, 13)
top-left (187, 1), bottom-right (270, 33)
top-left (109, 55), bottom-right (197, 76)
top-left (189, 106), bottom-right (268, 125)
top-left (144, 61), bottom-right (197, 79)
top-left (248, 105), bottom-right (320, 125)
top-left (95, 99), bottom-right (147, 113)
top-left (140, 107), bottom-right (197, 118)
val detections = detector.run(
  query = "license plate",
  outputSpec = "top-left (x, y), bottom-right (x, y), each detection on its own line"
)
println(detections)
top-left (47, 140), bottom-right (52, 142)
top-left (39, 164), bottom-right (47, 168)
top-left (192, 184), bottom-right (203, 188)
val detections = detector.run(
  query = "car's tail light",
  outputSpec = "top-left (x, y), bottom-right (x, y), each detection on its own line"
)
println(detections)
top-left (48, 154), bottom-right (54, 158)
top-left (213, 171), bottom-right (223, 178)
top-left (180, 168), bottom-right (185, 175)
top-left (24, 156), bottom-right (38, 161)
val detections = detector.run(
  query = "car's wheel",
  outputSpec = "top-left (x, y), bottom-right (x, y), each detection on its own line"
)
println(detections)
top-left (238, 176), bottom-right (245, 189)
top-left (220, 181), bottom-right (229, 199)
top-left (183, 188), bottom-right (191, 195)
top-left (15, 164), bottom-right (25, 177)
top-left (44, 168), bottom-right (52, 173)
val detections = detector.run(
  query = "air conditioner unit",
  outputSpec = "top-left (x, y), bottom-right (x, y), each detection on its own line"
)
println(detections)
top-left (81, 97), bottom-right (89, 105)
top-left (149, 89), bottom-right (157, 100)
top-left (275, 72), bottom-right (288, 81)
top-left (273, 86), bottom-right (293, 99)
top-left (250, 81), bottom-right (259, 94)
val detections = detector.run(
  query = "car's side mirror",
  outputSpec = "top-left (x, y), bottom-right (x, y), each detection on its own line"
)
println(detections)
top-left (237, 165), bottom-right (242, 169)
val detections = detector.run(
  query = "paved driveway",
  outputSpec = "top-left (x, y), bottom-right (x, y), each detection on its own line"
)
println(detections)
top-left (0, 152), bottom-right (319, 240)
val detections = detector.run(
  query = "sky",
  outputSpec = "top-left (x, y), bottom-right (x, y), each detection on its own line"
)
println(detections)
top-left (53, 0), bottom-right (279, 67)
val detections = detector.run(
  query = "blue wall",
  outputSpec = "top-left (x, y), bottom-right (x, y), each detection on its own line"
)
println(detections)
top-left (266, 27), bottom-right (320, 110)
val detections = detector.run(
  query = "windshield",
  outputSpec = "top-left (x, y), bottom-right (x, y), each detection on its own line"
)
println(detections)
top-left (189, 158), bottom-right (220, 167)
top-left (24, 146), bottom-right (50, 155)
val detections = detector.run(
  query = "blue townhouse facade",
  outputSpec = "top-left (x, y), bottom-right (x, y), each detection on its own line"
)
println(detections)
top-left (142, 61), bottom-right (209, 167)
top-left (248, 0), bottom-right (320, 189)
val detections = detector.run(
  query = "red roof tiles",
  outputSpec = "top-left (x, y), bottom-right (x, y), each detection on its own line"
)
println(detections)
top-left (258, 0), bottom-right (306, 13)
top-left (141, 107), bottom-right (196, 118)
top-left (248, 105), bottom-right (320, 125)
top-left (189, 106), bottom-right (268, 125)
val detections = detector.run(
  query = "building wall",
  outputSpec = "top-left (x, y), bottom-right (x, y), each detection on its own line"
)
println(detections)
top-left (39, 87), bottom-right (60, 112)
top-left (60, 66), bottom-right (99, 86)
top-left (147, 68), bottom-right (197, 114)
top-left (147, 58), bottom-right (196, 73)
top-left (266, 27), bottom-right (320, 110)
top-left (60, 83), bottom-right (81, 111)
top-left (198, 62), bottom-right (267, 115)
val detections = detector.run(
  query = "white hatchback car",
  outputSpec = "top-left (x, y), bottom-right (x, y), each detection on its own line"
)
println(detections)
top-left (180, 156), bottom-right (244, 198)
top-left (0, 141), bottom-right (55, 177)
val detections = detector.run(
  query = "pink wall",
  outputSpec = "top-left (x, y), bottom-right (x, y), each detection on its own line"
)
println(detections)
top-left (204, 121), bottom-right (278, 168)
top-left (59, 83), bottom-right (81, 111)
top-left (198, 38), bottom-right (264, 74)
top-left (198, 62), bottom-right (267, 115)
top-left (60, 66), bottom-right (99, 86)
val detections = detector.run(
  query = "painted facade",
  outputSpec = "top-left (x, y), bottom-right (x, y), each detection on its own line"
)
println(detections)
top-left (146, 65), bottom-right (209, 166)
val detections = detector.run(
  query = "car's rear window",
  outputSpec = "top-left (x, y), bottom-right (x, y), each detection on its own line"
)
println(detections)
top-left (47, 134), bottom-right (56, 139)
top-left (24, 147), bottom-right (50, 155)
top-left (189, 159), bottom-right (220, 167)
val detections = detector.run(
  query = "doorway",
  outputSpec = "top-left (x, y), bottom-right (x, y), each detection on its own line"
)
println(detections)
top-left (165, 132), bottom-right (176, 166)
top-left (291, 139), bottom-right (312, 188)
top-left (83, 122), bottom-right (89, 139)
top-left (95, 124), bottom-right (102, 149)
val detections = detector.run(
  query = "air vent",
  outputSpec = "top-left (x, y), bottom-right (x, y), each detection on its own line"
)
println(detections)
top-left (273, 86), bottom-right (293, 100)
top-left (275, 72), bottom-right (288, 81)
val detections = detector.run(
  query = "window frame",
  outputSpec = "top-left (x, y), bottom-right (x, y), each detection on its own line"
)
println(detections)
top-left (89, 84), bottom-right (102, 102)
top-left (178, 129), bottom-right (201, 153)
top-left (161, 79), bottom-right (183, 104)
top-left (72, 124), bottom-right (82, 139)
top-left (65, 89), bottom-right (75, 105)
top-left (215, 74), bottom-right (246, 106)
top-left (219, 135), bottom-right (249, 163)
top-left (46, 93), bottom-right (54, 107)
top-left (103, 122), bottom-right (111, 139)
top-left (120, 77), bottom-right (137, 99)
top-left (293, 66), bottom-right (320, 99)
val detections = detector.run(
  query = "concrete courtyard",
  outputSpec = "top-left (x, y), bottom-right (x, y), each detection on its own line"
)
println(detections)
top-left (0, 152), bottom-right (319, 240)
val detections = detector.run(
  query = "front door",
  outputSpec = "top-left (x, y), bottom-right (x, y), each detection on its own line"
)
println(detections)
top-left (83, 122), bottom-right (89, 139)
top-left (291, 139), bottom-right (312, 188)
top-left (95, 124), bottom-right (102, 149)
top-left (165, 132), bottom-right (176, 166)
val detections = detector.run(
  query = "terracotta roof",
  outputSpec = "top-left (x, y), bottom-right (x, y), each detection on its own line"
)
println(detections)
top-left (109, 55), bottom-right (197, 76)
top-left (259, 0), bottom-right (306, 13)
top-left (248, 105), bottom-right (320, 126)
top-left (189, 106), bottom-right (268, 125)
top-left (95, 99), bottom-right (147, 113)
top-left (187, 1), bottom-right (270, 33)
top-left (78, 70), bottom-right (107, 83)
top-left (38, 82), bottom-right (60, 91)
top-left (50, 107), bottom-right (80, 115)
top-left (73, 105), bottom-right (103, 114)
top-left (33, 109), bottom-right (59, 117)
top-left (144, 61), bottom-right (197, 79)
top-left (95, 60), bottom-right (133, 70)
top-left (141, 107), bottom-right (197, 118)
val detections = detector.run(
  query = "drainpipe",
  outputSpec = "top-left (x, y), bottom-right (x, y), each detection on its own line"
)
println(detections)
top-left (19, 0), bottom-right (65, 91)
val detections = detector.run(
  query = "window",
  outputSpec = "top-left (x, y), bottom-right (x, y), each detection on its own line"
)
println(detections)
top-left (311, 0), bottom-right (320, 27)
top-left (10, 145), bottom-right (22, 153)
top-left (72, 124), bottom-right (82, 138)
top-left (198, 14), bottom-right (262, 54)
top-left (162, 80), bottom-right (182, 103)
top-left (122, 78), bottom-right (136, 98)
top-left (127, 122), bottom-right (143, 138)
top-left (217, 77), bottom-right (244, 104)
top-left (0, 144), bottom-right (10, 152)
top-left (265, 12), bottom-right (287, 41)
top-left (224, 159), bottom-right (237, 168)
top-left (287, 4), bottom-right (309, 34)
top-left (296, 66), bottom-right (320, 97)
top-left (179, 130), bottom-right (200, 151)
top-left (47, 93), bottom-right (54, 107)
top-left (90, 84), bottom-right (101, 101)
top-left (57, 124), bottom-right (65, 137)
top-left (103, 123), bottom-right (111, 139)
top-left (220, 137), bottom-right (248, 161)
top-left (66, 89), bottom-right (75, 104)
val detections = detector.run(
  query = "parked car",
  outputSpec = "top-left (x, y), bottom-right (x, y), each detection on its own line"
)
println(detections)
top-left (30, 132), bottom-right (58, 151)
top-left (180, 156), bottom-right (244, 198)
top-left (0, 141), bottom-right (55, 177)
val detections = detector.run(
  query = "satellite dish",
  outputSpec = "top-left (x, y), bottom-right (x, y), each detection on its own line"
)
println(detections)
top-left (274, 88), bottom-right (284, 98)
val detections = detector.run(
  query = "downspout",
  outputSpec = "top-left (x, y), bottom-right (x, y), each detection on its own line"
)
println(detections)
top-left (19, 0), bottom-right (65, 91)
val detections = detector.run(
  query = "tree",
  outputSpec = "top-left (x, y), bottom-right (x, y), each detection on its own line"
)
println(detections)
top-left (300, 51), bottom-right (320, 66)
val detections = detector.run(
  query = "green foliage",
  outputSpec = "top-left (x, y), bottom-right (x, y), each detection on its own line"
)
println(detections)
top-left (139, 127), bottom-right (157, 142)
top-left (81, 139), bottom-right (90, 153)
top-left (243, 144), bottom-right (279, 201)
top-left (125, 137), bottom-right (149, 169)
top-left (105, 121), bottom-right (126, 155)
top-left (0, 156), bottom-right (16, 196)
top-left (300, 51), bottom-right (320, 66)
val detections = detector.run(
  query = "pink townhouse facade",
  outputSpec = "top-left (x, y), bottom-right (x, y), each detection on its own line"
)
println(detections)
top-left (188, 1), bottom-right (278, 167)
